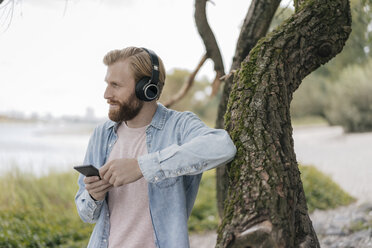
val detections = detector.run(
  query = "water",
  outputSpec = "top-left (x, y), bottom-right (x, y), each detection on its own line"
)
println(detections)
top-left (1, 122), bottom-right (371, 202)
top-left (0, 122), bottom-right (95, 176)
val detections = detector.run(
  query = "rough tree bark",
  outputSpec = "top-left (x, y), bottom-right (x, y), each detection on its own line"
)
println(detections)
top-left (217, 0), bottom-right (351, 247)
top-left (215, 0), bottom-right (282, 218)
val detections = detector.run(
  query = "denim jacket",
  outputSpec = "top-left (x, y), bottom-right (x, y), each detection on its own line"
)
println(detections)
top-left (75, 103), bottom-right (236, 248)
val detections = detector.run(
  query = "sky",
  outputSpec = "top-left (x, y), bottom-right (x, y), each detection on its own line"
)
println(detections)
top-left (0, 0), bottom-right (290, 118)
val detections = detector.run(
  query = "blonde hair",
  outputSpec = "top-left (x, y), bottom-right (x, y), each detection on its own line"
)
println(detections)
top-left (103, 46), bottom-right (166, 98)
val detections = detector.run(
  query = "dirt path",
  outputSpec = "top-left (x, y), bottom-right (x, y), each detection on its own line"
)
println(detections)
top-left (293, 125), bottom-right (372, 203)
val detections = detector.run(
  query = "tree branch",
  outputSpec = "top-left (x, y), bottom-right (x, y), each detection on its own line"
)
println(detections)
top-left (163, 54), bottom-right (208, 108)
top-left (217, 0), bottom-right (351, 246)
top-left (194, 0), bottom-right (225, 93)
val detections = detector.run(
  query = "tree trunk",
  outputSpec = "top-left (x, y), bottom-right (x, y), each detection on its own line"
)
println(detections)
top-left (217, 0), bottom-right (351, 247)
top-left (216, 0), bottom-right (281, 218)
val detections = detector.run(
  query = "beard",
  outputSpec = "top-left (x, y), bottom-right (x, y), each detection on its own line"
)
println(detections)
top-left (108, 92), bottom-right (144, 122)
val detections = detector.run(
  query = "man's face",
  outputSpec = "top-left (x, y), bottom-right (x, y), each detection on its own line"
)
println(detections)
top-left (104, 60), bottom-right (143, 122)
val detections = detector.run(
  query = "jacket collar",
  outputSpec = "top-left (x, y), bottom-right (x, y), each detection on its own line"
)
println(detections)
top-left (149, 103), bottom-right (167, 130)
top-left (106, 103), bottom-right (167, 131)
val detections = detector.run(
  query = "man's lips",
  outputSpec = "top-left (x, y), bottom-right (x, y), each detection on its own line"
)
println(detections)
top-left (108, 101), bottom-right (120, 109)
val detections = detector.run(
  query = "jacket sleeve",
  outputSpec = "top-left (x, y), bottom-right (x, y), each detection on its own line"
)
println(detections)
top-left (138, 112), bottom-right (237, 183)
top-left (74, 128), bottom-right (105, 223)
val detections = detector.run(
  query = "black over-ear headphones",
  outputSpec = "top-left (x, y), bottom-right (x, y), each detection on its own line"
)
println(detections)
top-left (135, 48), bottom-right (160, 102)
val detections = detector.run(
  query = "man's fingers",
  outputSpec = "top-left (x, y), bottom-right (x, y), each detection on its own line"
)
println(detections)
top-left (85, 178), bottom-right (111, 190)
top-left (89, 183), bottom-right (113, 194)
top-left (99, 161), bottom-right (112, 178)
top-left (109, 174), bottom-right (116, 185)
top-left (103, 167), bottom-right (113, 182)
top-left (83, 176), bottom-right (100, 184)
top-left (113, 181), bottom-right (123, 187)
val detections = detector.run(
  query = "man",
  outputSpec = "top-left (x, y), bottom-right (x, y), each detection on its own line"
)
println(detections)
top-left (75, 46), bottom-right (236, 248)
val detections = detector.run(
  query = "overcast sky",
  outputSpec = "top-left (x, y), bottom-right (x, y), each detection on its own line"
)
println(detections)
top-left (0, 0), bottom-right (290, 118)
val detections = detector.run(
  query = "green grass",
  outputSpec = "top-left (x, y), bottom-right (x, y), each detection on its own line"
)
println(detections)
top-left (191, 165), bottom-right (355, 233)
top-left (188, 170), bottom-right (218, 233)
top-left (292, 115), bottom-right (328, 127)
top-left (0, 169), bottom-right (92, 247)
top-left (348, 219), bottom-right (372, 233)
top-left (0, 164), bottom-right (355, 246)
top-left (299, 165), bottom-right (355, 212)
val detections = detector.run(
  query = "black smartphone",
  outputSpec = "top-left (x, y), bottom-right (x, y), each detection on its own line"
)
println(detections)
top-left (74, 165), bottom-right (101, 179)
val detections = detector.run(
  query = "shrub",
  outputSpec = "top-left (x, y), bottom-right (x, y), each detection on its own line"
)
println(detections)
top-left (190, 165), bottom-right (356, 232)
top-left (188, 170), bottom-right (219, 233)
top-left (299, 165), bottom-right (355, 213)
top-left (324, 60), bottom-right (372, 132)
top-left (0, 164), bottom-right (356, 245)
top-left (0, 170), bottom-right (92, 247)
top-left (291, 74), bottom-right (329, 119)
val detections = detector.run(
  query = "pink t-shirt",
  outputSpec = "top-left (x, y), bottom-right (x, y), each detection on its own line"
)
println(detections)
top-left (107, 122), bottom-right (155, 248)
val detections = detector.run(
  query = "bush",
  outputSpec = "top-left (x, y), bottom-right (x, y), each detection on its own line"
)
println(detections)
top-left (291, 74), bottom-right (329, 119)
top-left (0, 170), bottom-right (92, 247)
top-left (299, 165), bottom-right (355, 213)
top-left (324, 60), bottom-right (372, 132)
top-left (190, 165), bottom-right (355, 232)
top-left (291, 59), bottom-right (372, 132)
top-left (188, 170), bottom-right (219, 233)
top-left (0, 165), bottom-right (356, 245)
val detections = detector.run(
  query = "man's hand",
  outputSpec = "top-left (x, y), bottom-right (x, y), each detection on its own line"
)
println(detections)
top-left (100, 158), bottom-right (143, 187)
top-left (84, 176), bottom-right (112, 201)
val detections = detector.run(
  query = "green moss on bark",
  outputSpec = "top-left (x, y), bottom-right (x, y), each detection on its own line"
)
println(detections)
top-left (218, 0), bottom-right (351, 246)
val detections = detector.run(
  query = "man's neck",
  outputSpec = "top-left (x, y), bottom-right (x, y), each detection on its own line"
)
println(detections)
top-left (125, 102), bottom-right (158, 128)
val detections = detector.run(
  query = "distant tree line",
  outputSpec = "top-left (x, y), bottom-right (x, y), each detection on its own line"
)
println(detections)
top-left (291, 0), bottom-right (372, 132)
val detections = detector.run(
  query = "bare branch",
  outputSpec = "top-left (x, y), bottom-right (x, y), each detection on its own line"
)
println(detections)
top-left (63, 0), bottom-right (69, 17)
top-left (0, 0), bottom-right (14, 10)
top-left (194, 0), bottom-right (225, 80)
top-left (210, 70), bottom-right (222, 97)
top-left (0, 0), bottom-right (14, 32)
top-left (163, 54), bottom-right (208, 108)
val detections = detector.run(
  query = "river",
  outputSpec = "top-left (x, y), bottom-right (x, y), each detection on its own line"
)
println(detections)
top-left (1, 122), bottom-right (371, 202)
top-left (0, 122), bottom-right (94, 176)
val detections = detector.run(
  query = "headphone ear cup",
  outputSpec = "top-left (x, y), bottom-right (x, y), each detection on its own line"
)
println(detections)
top-left (135, 77), bottom-right (151, 101)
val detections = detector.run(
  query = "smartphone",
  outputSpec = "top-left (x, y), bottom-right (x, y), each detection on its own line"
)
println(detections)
top-left (74, 165), bottom-right (101, 179)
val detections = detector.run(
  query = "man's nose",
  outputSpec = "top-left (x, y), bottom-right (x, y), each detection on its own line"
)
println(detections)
top-left (104, 86), bottom-right (111, 100)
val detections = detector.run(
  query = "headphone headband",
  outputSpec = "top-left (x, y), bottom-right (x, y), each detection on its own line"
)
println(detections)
top-left (141, 48), bottom-right (159, 86)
